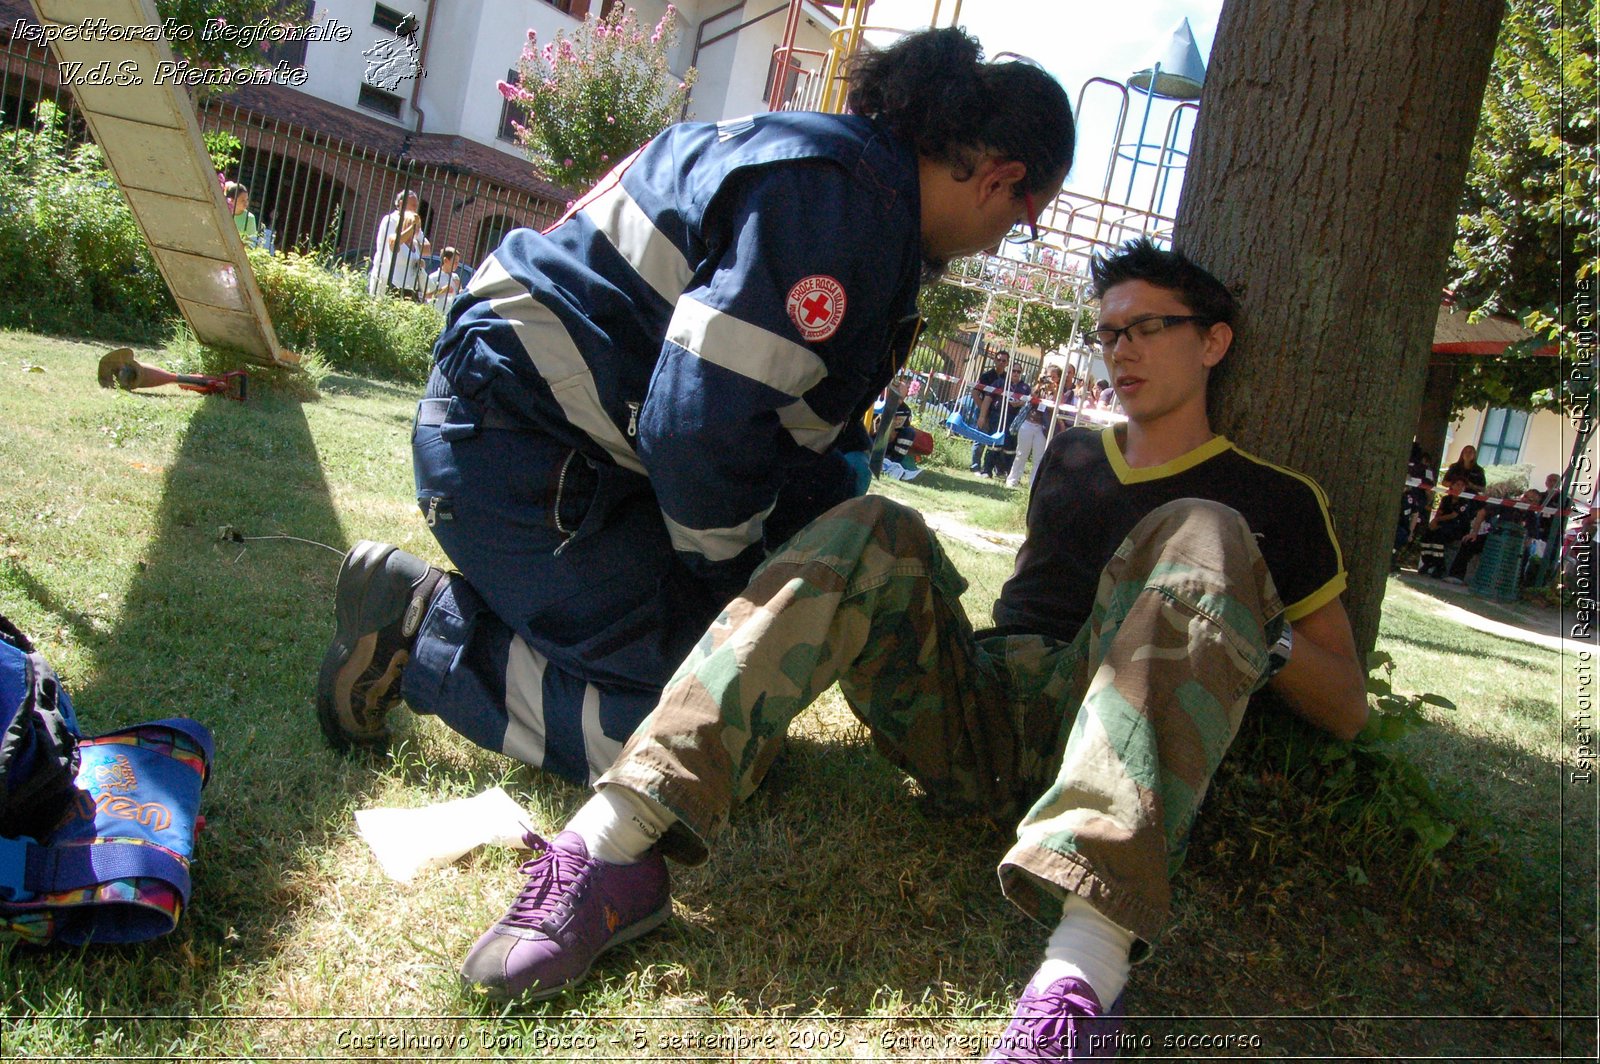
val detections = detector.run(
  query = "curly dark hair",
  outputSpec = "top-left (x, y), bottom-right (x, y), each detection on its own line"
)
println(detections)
top-left (846, 28), bottom-right (1075, 199)
top-left (1090, 237), bottom-right (1239, 326)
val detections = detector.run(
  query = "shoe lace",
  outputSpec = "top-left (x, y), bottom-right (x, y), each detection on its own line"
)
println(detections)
top-left (501, 835), bottom-right (591, 932)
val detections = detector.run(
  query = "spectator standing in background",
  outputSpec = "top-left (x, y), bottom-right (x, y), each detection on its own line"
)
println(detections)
top-left (225, 182), bottom-right (259, 246)
top-left (369, 189), bottom-right (430, 299)
top-left (426, 247), bottom-right (464, 313)
top-left (1443, 444), bottom-right (1487, 492)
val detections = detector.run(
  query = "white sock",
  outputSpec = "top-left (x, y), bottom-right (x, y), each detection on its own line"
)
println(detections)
top-left (565, 784), bottom-right (675, 865)
top-left (1032, 895), bottom-right (1136, 1008)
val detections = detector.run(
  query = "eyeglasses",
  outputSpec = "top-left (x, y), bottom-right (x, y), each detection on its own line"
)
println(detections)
top-left (1004, 189), bottom-right (1041, 244)
top-left (1092, 314), bottom-right (1213, 353)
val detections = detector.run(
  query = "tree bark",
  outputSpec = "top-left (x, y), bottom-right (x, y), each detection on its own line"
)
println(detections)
top-left (1174, 0), bottom-right (1505, 654)
top-left (1414, 357), bottom-right (1463, 476)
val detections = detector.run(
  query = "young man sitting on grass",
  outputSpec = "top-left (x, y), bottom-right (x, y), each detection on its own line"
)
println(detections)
top-left (457, 238), bottom-right (1369, 1060)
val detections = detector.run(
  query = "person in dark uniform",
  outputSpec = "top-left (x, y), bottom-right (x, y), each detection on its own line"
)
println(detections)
top-left (315, 28), bottom-right (1077, 787)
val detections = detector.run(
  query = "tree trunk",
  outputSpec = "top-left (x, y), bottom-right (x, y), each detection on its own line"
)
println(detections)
top-left (1414, 357), bottom-right (1463, 476)
top-left (1173, 0), bottom-right (1504, 654)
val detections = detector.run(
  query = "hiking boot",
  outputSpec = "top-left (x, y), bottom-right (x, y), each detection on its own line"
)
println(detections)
top-left (460, 831), bottom-right (671, 1001)
top-left (315, 540), bottom-right (445, 752)
top-left (986, 976), bottom-right (1124, 1062)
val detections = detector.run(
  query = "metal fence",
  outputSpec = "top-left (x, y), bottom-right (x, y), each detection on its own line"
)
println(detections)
top-left (0, 35), bottom-right (566, 282)
top-left (196, 96), bottom-right (566, 275)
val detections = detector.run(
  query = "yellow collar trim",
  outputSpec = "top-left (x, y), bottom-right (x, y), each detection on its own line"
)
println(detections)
top-left (1102, 426), bottom-right (1232, 484)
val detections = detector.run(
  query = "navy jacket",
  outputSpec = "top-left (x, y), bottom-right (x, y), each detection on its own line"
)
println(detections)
top-left (433, 112), bottom-right (925, 597)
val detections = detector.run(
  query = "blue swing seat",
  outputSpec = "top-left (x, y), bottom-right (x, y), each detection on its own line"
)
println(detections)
top-left (945, 407), bottom-right (1008, 447)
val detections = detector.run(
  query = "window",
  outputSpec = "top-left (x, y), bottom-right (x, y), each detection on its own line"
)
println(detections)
top-left (541, 0), bottom-right (590, 16)
top-left (763, 47), bottom-right (802, 105)
top-left (358, 83), bottom-right (404, 118)
top-left (372, 4), bottom-right (409, 33)
top-left (497, 68), bottom-right (525, 142)
top-left (265, 1), bottom-right (313, 68)
top-left (1477, 407), bottom-right (1529, 466)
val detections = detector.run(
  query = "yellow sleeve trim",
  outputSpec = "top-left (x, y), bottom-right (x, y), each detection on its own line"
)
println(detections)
top-left (1284, 572), bottom-right (1347, 622)
top-left (1228, 443), bottom-right (1348, 581)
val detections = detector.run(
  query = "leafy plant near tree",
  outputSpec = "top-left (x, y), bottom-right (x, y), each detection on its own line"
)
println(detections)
top-left (498, 5), bottom-right (695, 189)
top-left (1211, 651), bottom-right (1476, 894)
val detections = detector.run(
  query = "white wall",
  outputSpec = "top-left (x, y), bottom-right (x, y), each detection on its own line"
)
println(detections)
top-left (685, 1), bottom-right (835, 121)
top-left (297, 0), bottom-right (838, 152)
top-left (299, 0), bottom-right (438, 126)
top-left (445, 1), bottom-right (588, 152)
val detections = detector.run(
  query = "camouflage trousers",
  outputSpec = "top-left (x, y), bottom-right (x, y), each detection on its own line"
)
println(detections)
top-left (598, 495), bottom-right (1285, 945)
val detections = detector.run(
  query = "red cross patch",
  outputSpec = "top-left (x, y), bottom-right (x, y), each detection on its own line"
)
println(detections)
top-left (785, 275), bottom-right (847, 342)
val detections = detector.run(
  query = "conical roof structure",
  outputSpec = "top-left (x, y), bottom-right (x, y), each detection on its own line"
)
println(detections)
top-left (1129, 17), bottom-right (1207, 99)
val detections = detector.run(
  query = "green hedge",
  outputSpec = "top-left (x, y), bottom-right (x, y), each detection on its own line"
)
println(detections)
top-left (246, 249), bottom-right (441, 382)
top-left (0, 112), bottom-right (173, 341)
top-left (0, 105), bottom-right (441, 383)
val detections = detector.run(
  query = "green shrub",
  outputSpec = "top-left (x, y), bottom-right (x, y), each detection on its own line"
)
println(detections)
top-left (0, 106), bottom-right (443, 383)
top-left (0, 105), bottom-right (175, 341)
top-left (164, 320), bottom-right (329, 403)
top-left (1483, 462), bottom-right (1534, 497)
top-left (245, 248), bottom-right (441, 382)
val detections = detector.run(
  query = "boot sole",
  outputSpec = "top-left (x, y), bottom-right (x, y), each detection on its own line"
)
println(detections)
top-left (315, 540), bottom-right (404, 753)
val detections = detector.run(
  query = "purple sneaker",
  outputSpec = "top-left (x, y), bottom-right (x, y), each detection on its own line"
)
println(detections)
top-left (986, 976), bottom-right (1125, 1062)
top-left (460, 831), bottom-right (671, 1001)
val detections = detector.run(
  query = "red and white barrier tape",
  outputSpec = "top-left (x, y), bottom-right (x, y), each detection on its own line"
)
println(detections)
top-left (1404, 477), bottom-right (1564, 518)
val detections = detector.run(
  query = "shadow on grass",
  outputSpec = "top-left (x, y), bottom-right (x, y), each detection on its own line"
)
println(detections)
top-left (4, 359), bottom-right (1587, 1057)
top-left (1148, 696), bottom-right (1594, 1058)
top-left (898, 467), bottom-right (1018, 502)
top-left (3, 565), bottom-right (101, 648)
top-left (466, 699), bottom-right (1596, 1061)
top-left (1392, 571), bottom-right (1564, 636)
top-left (2, 383), bottom-right (414, 1040)
top-left (1379, 627), bottom-right (1557, 662)
top-left (319, 374), bottom-right (423, 402)
top-left (465, 729), bottom-right (1039, 1020)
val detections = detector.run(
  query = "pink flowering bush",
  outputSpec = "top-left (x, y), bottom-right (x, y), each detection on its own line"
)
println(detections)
top-left (498, 6), bottom-right (695, 188)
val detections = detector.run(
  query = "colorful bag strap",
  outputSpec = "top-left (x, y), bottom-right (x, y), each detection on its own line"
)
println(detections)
top-left (0, 717), bottom-right (213, 945)
top-left (0, 834), bottom-right (192, 900)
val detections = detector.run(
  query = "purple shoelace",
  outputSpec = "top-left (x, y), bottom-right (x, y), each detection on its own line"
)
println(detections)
top-left (501, 835), bottom-right (588, 931)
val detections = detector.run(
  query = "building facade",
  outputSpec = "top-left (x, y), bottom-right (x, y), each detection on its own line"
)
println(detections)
top-left (1, 0), bottom-right (839, 268)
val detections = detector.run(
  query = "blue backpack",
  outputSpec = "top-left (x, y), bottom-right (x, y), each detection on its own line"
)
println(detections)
top-left (0, 614), bottom-right (213, 945)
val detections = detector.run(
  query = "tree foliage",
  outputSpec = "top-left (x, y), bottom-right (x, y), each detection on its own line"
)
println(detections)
top-left (1449, 0), bottom-right (1597, 412)
top-left (1007, 298), bottom-right (1093, 356)
top-left (916, 282), bottom-right (985, 343)
top-left (153, 0), bottom-right (300, 72)
top-left (499, 6), bottom-right (695, 189)
top-left (979, 295), bottom-right (1090, 359)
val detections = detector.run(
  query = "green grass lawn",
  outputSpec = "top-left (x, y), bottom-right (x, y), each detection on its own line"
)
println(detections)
top-left (0, 331), bottom-right (1593, 1061)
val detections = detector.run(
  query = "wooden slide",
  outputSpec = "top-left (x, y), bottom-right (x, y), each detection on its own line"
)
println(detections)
top-left (28, 0), bottom-right (291, 367)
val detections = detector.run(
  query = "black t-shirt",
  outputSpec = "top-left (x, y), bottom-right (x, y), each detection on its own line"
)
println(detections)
top-left (993, 427), bottom-right (1348, 642)
top-left (1444, 461), bottom-right (1487, 491)
top-left (1430, 493), bottom-right (1480, 535)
